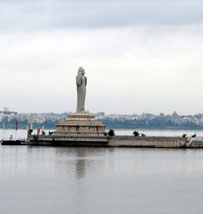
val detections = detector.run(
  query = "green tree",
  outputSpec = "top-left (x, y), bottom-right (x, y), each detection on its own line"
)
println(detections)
top-left (133, 131), bottom-right (139, 137)
top-left (41, 130), bottom-right (46, 135)
top-left (49, 131), bottom-right (54, 135)
top-left (28, 129), bottom-right (33, 135)
top-left (108, 129), bottom-right (115, 136)
top-left (192, 133), bottom-right (196, 138)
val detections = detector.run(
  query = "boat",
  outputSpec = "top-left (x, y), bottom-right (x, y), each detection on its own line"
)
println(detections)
top-left (1, 139), bottom-right (28, 145)
top-left (1, 138), bottom-right (29, 145)
top-left (1, 135), bottom-right (28, 145)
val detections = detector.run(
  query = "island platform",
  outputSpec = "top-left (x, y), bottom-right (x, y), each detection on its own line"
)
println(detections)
top-left (28, 135), bottom-right (203, 148)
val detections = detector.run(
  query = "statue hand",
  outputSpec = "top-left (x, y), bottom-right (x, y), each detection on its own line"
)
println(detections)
top-left (76, 76), bottom-right (82, 87)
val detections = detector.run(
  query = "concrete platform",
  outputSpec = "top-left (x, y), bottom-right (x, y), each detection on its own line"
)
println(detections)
top-left (28, 135), bottom-right (203, 148)
top-left (28, 135), bottom-right (109, 146)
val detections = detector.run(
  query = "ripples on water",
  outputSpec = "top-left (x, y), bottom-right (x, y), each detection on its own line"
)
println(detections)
top-left (0, 146), bottom-right (202, 214)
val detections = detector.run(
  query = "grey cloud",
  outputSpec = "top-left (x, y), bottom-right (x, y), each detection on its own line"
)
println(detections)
top-left (0, 1), bottom-right (203, 32)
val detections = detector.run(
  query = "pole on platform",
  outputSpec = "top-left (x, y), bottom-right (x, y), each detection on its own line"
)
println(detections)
top-left (2, 123), bottom-right (5, 141)
top-left (15, 120), bottom-right (18, 140)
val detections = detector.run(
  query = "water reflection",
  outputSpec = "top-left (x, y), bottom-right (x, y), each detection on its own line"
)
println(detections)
top-left (75, 148), bottom-right (86, 179)
top-left (54, 147), bottom-right (108, 179)
top-left (0, 146), bottom-right (203, 214)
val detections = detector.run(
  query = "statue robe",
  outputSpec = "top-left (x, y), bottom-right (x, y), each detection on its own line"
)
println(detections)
top-left (76, 74), bottom-right (87, 112)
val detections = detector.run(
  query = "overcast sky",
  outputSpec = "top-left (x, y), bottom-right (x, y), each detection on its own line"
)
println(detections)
top-left (0, 0), bottom-right (203, 115)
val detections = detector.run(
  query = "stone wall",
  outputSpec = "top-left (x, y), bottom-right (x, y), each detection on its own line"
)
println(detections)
top-left (108, 136), bottom-right (203, 148)
top-left (28, 135), bottom-right (109, 146)
top-left (28, 135), bottom-right (203, 148)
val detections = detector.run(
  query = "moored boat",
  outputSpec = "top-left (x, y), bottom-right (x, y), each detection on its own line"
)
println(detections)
top-left (1, 139), bottom-right (29, 145)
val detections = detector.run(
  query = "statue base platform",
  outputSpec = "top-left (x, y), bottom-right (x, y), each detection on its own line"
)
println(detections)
top-left (54, 112), bottom-right (106, 136)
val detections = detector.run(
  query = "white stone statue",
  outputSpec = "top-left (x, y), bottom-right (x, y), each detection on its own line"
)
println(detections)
top-left (76, 67), bottom-right (87, 112)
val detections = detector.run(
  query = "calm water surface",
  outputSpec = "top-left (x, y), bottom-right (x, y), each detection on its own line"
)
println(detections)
top-left (0, 145), bottom-right (202, 214)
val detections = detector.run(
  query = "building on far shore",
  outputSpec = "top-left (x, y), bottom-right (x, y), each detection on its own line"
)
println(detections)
top-left (0, 107), bottom-right (17, 116)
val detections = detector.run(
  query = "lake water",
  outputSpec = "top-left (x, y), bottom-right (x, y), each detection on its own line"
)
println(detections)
top-left (0, 129), bottom-right (203, 214)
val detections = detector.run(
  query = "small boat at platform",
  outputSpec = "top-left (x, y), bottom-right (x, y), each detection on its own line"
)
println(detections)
top-left (1, 121), bottom-right (29, 145)
top-left (1, 135), bottom-right (28, 145)
top-left (1, 139), bottom-right (28, 145)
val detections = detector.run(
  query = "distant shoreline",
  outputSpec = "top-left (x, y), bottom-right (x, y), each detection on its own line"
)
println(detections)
top-left (0, 127), bottom-right (203, 131)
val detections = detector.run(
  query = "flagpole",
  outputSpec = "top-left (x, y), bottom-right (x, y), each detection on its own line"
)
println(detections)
top-left (15, 120), bottom-right (18, 140)
top-left (2, 123), bottom-right (5, 141)
top-left (26, 126), bottom-right (29, 140)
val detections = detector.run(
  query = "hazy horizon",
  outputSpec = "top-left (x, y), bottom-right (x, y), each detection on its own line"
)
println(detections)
top-left (0, 108), bottom-right (202, 116)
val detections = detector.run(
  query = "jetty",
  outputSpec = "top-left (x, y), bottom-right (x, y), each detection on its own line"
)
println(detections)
top-left (28, 135), bottom-right (203, 148)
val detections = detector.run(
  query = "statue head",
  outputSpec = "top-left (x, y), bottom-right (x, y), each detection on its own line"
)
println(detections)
top-left (78, 67), bottom-right (85, 76)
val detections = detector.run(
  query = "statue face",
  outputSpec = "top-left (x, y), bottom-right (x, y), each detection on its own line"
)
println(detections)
top-left (78, 67), bottom-right (85, 76)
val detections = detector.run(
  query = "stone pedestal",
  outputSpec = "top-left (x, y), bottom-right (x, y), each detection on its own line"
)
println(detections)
top-left (54, 112), bottom-right (105, 136)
